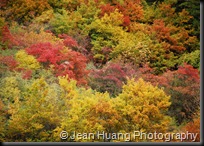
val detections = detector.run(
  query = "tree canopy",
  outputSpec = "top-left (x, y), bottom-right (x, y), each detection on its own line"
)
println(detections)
top-left (0, 0), bottom-right (200, 142)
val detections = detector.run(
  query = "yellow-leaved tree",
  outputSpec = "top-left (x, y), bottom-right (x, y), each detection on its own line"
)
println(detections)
top-left (15, 50), bottom-right (41, 70)
top-left (53, 76), bottom-right (173, 142)
top-left (6, 77), bottom-right (64, 141)
top-left (114, 78), bottom-right (172, 142)
top-left (53, 76), bottom-right (120, 142)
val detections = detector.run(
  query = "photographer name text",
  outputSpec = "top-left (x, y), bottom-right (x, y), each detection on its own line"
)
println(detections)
top-left (60, 130), bottom-right (198, 142)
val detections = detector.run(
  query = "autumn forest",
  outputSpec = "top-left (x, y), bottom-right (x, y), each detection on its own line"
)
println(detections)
top-left (0, 0), bottom-right (200, 142)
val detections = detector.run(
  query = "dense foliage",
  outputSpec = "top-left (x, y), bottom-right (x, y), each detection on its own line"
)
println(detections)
top-left (0, 0), bottom-right (200, 142)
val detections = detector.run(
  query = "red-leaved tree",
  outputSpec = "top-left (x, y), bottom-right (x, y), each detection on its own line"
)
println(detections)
top-left (138, 63), bottom-right (200, 124)
top-left (26, 42), bottom-right (89, 85)
top-left (88, 61), bottom-right (137, 97)
top-left (0, 25), bottom-right (19, 49)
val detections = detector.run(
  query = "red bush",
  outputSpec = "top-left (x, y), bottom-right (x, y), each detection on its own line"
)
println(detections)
top-left (88, 62), bottom-right (137, 97)
top-left (138, 63), bottom-right (200, 124)
top-left (1, 25), bottom-right (19, 49)
top-left (0, 55), bottom-right (18, 71)
top-left (26, 42), bottom-right (89, 85)
top-left (58, 34), bottom-right (79, 48)
top-left (22, 69), bottom-right (33, 79)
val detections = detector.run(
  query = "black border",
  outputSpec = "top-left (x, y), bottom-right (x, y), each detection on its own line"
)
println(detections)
top-left (0, 142), bottom-right (203, 145)
top-left (1, 1), bottom-right (203, 146)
